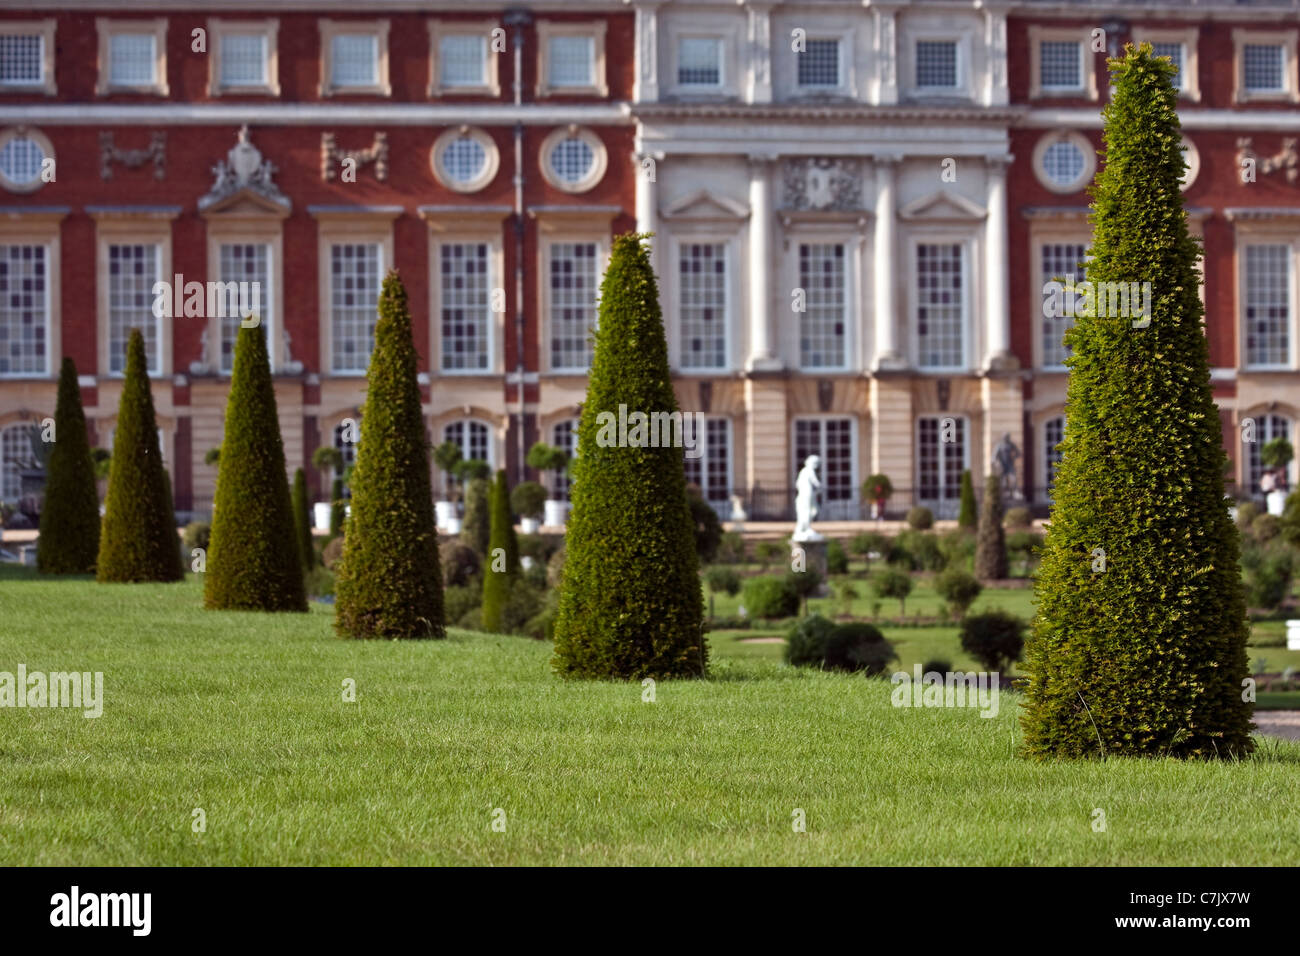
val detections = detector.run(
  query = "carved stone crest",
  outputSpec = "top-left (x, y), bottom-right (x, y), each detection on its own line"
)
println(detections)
top-left (199, 125), bottom-right (289, 212)
top-left (1237, 136), bottom-right (1298, 184)
top-left (99, 131), bottom-right (166, 181)
top-left (782, 158), bottom-right (865, 211)
top-left (320, 131), bottom-right (389, 182)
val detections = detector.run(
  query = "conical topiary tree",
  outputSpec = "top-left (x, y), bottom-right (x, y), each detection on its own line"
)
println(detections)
top-left (38, 358), bottom-right (100, 574)
top-left (1020, 45), bottom-right (1254, 759)
top-left (957, 469), bottom-right (977, 531)
top-left (552, 233), bottom-right (706, 679)
top-left (481, 468), bottom-right (515, 632)
top-left (974, 474), bottom-right (1007, 580)
top-left (205, 324), bottom-right (306, 612)
top-left (292, 467), bottom-right (315, 571)
top-left (96, 329), bottom-right (183, 583)
top-left (461, 475), bottom-right (491, 556)
top-left (335, 270), bottom-right (443, 638)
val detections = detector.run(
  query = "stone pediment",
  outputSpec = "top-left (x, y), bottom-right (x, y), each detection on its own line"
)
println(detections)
top-left (660, 189), bottom-right (749, 221)
top-left (899, 190), bottom-right (986, 221)
top-left (198, 125), bottom-right (290, 217)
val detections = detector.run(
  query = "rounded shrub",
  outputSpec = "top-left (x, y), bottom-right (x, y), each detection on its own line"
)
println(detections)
top-left (922, 658), bottom-right (953, 676)
top-left (895, 530), bottom-right (945, 572)
top-left (784, 568), bottom-right (822, 601)
top-left (850, 531), bottom-right (888, 563)
top-left (826, 538), bottom-right (848, 574)
top-left (961, 610), bottom-right (1026, 673)
top-left (182, 521), bottom-right (211, 552)
top-left (1236, 500), bottom-right (1262, 529)
top-left (823, 623), bottom-right (895, 675)
top-left (871, 567), bottom-right (913, 616)
top-left (1250, 514), bottom-right (1281, 543)
top-left (551, 234), bottom-right (705, 679)
top-left (443, 585), bottom-right (480, 628)
top-left (440, 539), bottom-right (480, 587)
top-left (461, 477), bottom-right (491, 556)
top-left (704, 566), bottom-right (741, 596)
top-left (784, 613), bottom-right (837, 667)
top-left (1241, 544), bottom-right (1294, 612)
top-left (907, 506), bottom-right (934, 530)
top-left (335, 270), bottom-right (444, 639)
top-left (510, 480), bottom-right (547, 520)
top-left (1004, 506), bottom-right (1032, 530)
top-left (37, 358), bottom-right (101, 574)
top-left (96, 329), bottom-right (183, 583)
top-left (742, 575), bottom-right (799, 620)
top-left (204, 324), bottom-right (306, 612)
top-left (687, 487), bottom-right (724, 565)
top-left (935, 567), bottom-right (983, 620)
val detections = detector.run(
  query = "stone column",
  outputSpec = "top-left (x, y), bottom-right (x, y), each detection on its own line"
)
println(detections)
top-left (984, 154), bottom-right (1016, 370)
top-left (747, 153), bottom-right (780, 371)
top-left (873, 155), bottom-right (906, 370)
top-left (633, 150), bottom-right (660, 271)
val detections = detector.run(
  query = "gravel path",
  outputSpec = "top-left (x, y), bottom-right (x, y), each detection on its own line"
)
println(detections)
top-left (1254, 710), bottom-right (1300, 741)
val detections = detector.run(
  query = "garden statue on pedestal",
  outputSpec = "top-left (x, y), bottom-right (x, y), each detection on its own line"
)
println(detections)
top-left (793, 455), bottom-right (823, 542)
top-left (993, 433), bottom-right (1022, 502)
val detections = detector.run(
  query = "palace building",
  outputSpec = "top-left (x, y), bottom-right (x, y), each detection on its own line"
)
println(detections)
top-left (0, 0), bottom-right (1297, 524)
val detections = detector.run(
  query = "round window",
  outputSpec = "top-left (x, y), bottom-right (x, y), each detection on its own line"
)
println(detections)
top-left (540, 126), bottom-right (607, 194)
top-left (0, 128), bottom-right (51, 194)
top-left (430, 126), bottom-right (499, 194)
top-left (443, 137), bottom-right (487, 184)
top-left (550, 137), bottom-right (594, 184)
top-left (1032, 130), bottom-right (1095, 195)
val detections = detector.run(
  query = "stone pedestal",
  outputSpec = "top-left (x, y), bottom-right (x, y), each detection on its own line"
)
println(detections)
top-left (791, 536), bottom-right (830, 596)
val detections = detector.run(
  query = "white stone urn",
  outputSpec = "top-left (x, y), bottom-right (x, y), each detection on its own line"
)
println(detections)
top-left (543, 499), bottom-right (569, 528)
top-left (520, 516), bottom-right (540, 534)
top-left (435, 500), bottom-right (460, 535)
top-left (1287, 620), bottom-right (1300, 651)
top-left (313, 502), bottom-right (332, 532)
top-left (1266, 489), bottom-right (1288, 517)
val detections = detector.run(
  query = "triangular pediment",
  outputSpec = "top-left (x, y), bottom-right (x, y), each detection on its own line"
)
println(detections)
top-left (199, 188), bottom-right (291, 219)
top-left (660, 189), bottom-right (749, 221)
top-left (899, 190), bottom-right (986, 221)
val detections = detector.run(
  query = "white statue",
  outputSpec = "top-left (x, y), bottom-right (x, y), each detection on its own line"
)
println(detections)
top-left (793, 454), bottom-right (824, 542)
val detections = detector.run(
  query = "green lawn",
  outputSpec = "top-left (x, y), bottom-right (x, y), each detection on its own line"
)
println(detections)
top-left (1, 564), bottom-right (1297, 866)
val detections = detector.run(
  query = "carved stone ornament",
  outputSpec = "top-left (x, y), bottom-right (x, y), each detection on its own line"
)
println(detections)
top-left (320, 131), bottom-right (389, 182)
top-left (782, 157), bottom-right (865, 211)
top-left (1236, 137), bottom-right (1298, 184)
top-left (199, 125), bottom-right (290, 212)
top-left (99, 131), bottom-right (166, 181)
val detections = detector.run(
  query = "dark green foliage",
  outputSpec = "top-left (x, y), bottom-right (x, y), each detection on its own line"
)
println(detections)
top-left (438, 539), bottom-right (479, 587)
top-left (704, 566), bottom-right (741, 596)
top-left (204, 325), bottom-right (306, 612)
top-left (335, 271), bottom-right (444, 639)
top-left (823, 623), bottom-right (895, 675)
top-left (891, 530), bottom-right (945, 572)
top-left (321, 535), bottom-right (344, 570)
top-left (961, 611), bottom-right (1026, 673)
top-left (1241, 543), bottom-right (1294, 612)
top-left (1236, 501), bottom-right (1262, 530)
top-left (204, 446), bottom-right (221, 467)
top-left (456, 459), bottom-right (491, 484)
top-left (461, 477), bottom-right (490, 556)
top-left (304, 564), bottom-right (334, 599)
top-left (1004, 506), bottom-right (1032, 529)
top-left (90, 447), bottom-right (111, 482)
top-left (1006, 530), bottom-right (1045, 574)
top-left (974, 475), bottom-right (1008, 581)
top-left (785, 614), bottom-right (837, 667)
top-left (1260, 437), bottom-right (1294, 469)
top-left (784, 568), bottom-right (822, 602)
top-left (716, 531), bottom-right (745, 564)
top-left (935, 568), bottom-right (983, 620)
top-left (850, 531), bottom-right (888, 566)
top-left (481, 469), bottom-right (515, 633)
top-left (957, 470), bottom-right (977, 530)
top-left (292, 468), bottom-right (314, 571)
top-left (444, 585), bottom-right (480, 626)
top-left (551, 234), bottom-right (706, 678)
top-left (1249, 514), bottom-right (1281, 544)
top-left (510, 480), bottom-right (547, 519)
top-left (37, 358), bottom-right (100, 574)
top-left (907, 506), bottom-right (934, 530)
top-left (742, 575), bottom-right (800, 620)
top-left (862, 474), bottom-right (893, 503)
top-left (182, 521), bottom-right (210, 552)
top-left (96, 329), bottom-right (183, 583)
top-left (329, 478), bottom-right (345, 537)
top-left (313, 446), bottom-right (344, 474)
top-left (938, 530), bottom-right (975, 572)
top-left (922, 658), bottom-right (953, 676)
top-left (687, 487), bottom-right (723, 564)
top-left (432, 441), bottom-right (462, 497)
top-left (826, 538), bottom-right (848, 574)
top-left (1282, 491), bottom-right (1300, 551)
top-left (871, 567), bottom-right (913, 615)
top-left (755, 540), bottom-right (783, 570)
top-left (1021, 46), bottom-right (1253, 758)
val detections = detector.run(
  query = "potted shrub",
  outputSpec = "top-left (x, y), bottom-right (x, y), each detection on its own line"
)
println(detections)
top-left (1261, 436), bottom-right (1294, 517)
top-left (311, 446), bottom-right (344, 533)
top-left (511, 480), bottom-right (547, 534)
top-left (527, 441), bottom-right (572, 528)
top-left (863, 473), bottom-right (893, 520)
top-left (432, 441), bottom-right (463, 533)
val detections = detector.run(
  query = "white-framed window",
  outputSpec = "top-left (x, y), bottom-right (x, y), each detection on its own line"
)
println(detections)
top-left (208, 20), bottom-right (279, 96)
top-left (916, 414), bottom-right (968, 514)
top-left (915, 241), bottom-right (967, 370)
top-left (217, 243), bottom-right (272, 375)
top-left (1031, 130), bottom-right (1095, 195)
top-left (548, 240), bottom-right (599, 372)
top-left (319, 20), bottom-right (390, 97)
top-left (0, 422), bottom-right (32, 499)
top-left (537, 21), bottom-right (607, 97)
top-left (0, 243), bottom-right (49, 377)
top-left (1043, 415), bottom-right (1065, 499)
top-left (329, 242), bottom-right (383, 374)
top-left (444, 419), bottom-right (492, 467)
top-left (0, 20), bottom-right (56, 94)
top-left (794, 417), bottom-right (856, 519)
top-left (428, 20), bottom-right (500, 97)
top-left (799, 242), bottom-right (847, 369)
top-left (551, 419), bottom-right (577, 500)
top-left (915, 39), bottom-right (958, 90)
top-left (539, 125), bottom-right (608, 194)
top-left (797, 37), bottom-right (841, 89)
top-left (96, 19), bottom-right (168, 95)
top-left (684, 417), bottom-right (732, 511)
top-left (0, 126), bottom-right (53, 194)
top-left (1133, 28), bottom-right (1199, 101)
top-left (1028, 27), bottom-right (1097, 100)
top-left (430, 126), bottom-right (500, 193)
top-left (679, 242), bottom-right (727, 370)
top-left (677, 36), bottom-right (723, 88)
top-left (1243, 243), bottom-right (1292, 369)
top-left (107, 242), bottom-right (162, 376)
top-left (1039, 241), bottom-right (1087, 369)
top-left (439, 242), bottom-right (491, 373)
top-left (1247, 413), bottom-right (1293, 495)
top-left (1233, 29), bottom-right (1299, 103)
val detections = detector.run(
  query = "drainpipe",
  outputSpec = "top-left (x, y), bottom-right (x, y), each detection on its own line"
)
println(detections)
top-left (505, 9), bottom-right (532, 482)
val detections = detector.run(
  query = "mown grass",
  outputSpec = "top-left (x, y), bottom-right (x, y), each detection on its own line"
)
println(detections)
top-left (1, 564), bottom-right (1297, 865)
